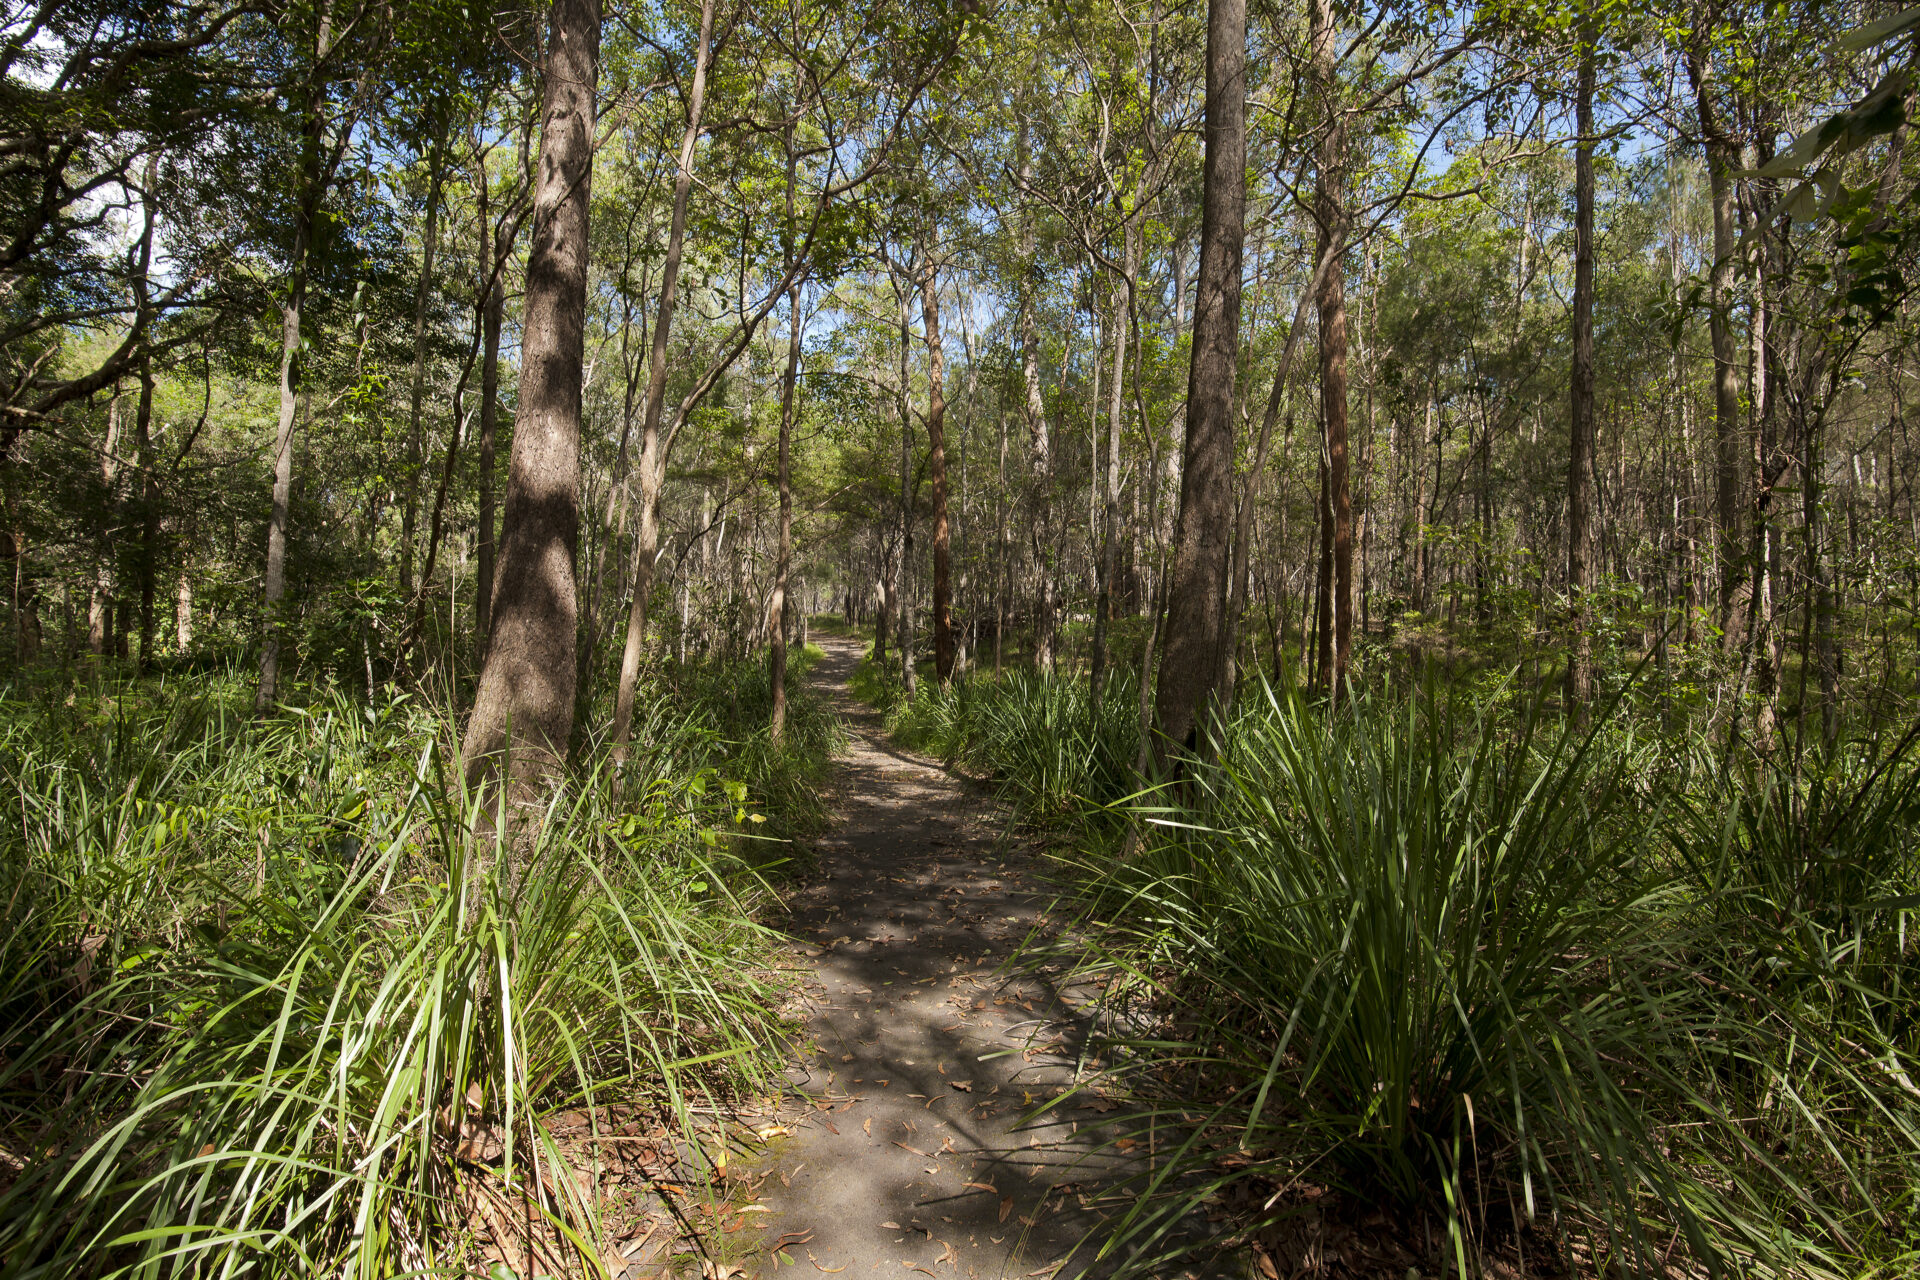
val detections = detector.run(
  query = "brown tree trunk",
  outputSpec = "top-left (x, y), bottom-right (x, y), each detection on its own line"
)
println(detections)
top-left (921, 254), bottom-right (955, 684)
top-left (461, 0), bottom-right (598, 782)
top-left (1153, 0), bottom-right (1245, 756)
top-left (611, 0), bottom-right (714, 751)
top-left (1312, 0), bottom-right (1352, 695)
top-left (1568, 41), bottom-right (1596, 720)
top-left (474, 216), bottom-right (505, 659)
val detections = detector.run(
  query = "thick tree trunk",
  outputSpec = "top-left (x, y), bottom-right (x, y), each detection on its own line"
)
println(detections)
top-left (1568, 42), bottom-right (1596, 720)
top-left (611, 0), bottom-right (714, 751)
top-left (1153, 0), bottom-right (1245, 756)
top-left (461, 0), bottom-right (598, 781)
top-left (921, 256), bottom-right (955, 683)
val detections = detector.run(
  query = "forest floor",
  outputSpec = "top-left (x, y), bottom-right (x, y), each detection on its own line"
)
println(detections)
top-left (704, 634), bottom-right (1168, 1280)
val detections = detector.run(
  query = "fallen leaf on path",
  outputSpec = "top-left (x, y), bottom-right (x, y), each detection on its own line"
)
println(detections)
top-left (962, 1181), bottom-right (996, 1193)
top-left (819, 1119), bottom-right (839, 1135)
top-left (998, 1196), bottom-right (1014, 1223)
top-left (904, 1266), bottom-right (937, 1277)
top-left (892, 1141), bottom-right (931, 1157)
top-left (756, 1125), bottom-right (791, 1140)
top-left (808, 1254), bottom-right (846, 1273)
top-left (863, 1118), bottom-right (873, 1136)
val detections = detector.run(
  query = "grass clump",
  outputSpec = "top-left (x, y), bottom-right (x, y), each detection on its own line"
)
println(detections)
top-left (994, 673), bottom-right (1920, 1278)
top-left (0, 671), bottom-right (804, 1278)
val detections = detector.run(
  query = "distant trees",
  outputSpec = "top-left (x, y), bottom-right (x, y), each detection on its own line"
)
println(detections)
top-left (2, 0), bottom-right (1917, 773)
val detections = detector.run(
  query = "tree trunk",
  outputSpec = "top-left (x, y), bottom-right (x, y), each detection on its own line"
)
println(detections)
top-left (1685, 41), bottom-right (1746, 646)
top-left (1312, 0), bottom-right (1352, 695)
top-left (770, 122), bottom-right (802, 741)
top-left (1090, 240), bottom-right (1131, 712)
top-left (90, 391), bottom-right (123, 655)
top-left (461, 0), bottom-right (598, 781)
top-left (611, 0), bottom-right (715, 751)
top-left (400, 126), bottom-right (448, 603)
top-left (921, 254), bottom-right (955, 684)
top-left (1153, 0), bottom-right (1245, 756)
top-left (1567, 40), bottom-right (1596, 720)
top-left (475, 211), bottom-right (506, 659)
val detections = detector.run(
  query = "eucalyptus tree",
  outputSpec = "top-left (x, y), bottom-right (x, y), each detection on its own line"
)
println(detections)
top-left (462, 0), bottom-right (600, 781)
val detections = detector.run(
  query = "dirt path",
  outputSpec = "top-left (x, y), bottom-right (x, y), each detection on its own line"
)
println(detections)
top-left (738, 635), bottom-right (1131, 1280)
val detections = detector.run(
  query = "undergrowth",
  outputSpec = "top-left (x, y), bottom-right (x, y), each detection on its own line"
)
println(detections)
top-left (855, 659), bottom-right (1920, 1278)
top-left (0, 649), bottom-right (832, 1278)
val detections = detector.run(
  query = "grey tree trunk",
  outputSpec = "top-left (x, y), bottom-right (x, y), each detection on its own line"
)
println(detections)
top-left (1568, 41), bottom-right (1596, 720)
top-left (1686, 42), bottom-right (1747, 646)
top-left (611, 0), bottom-right (715, 752)
top-left (461, 0), bottom-right (599, 782)
top-left (1153, 0), bottom-right (1245, 757)
top-left (921, 256), bottom-right (955, 684)
top-left (399, 127), bottom-right (447, 603)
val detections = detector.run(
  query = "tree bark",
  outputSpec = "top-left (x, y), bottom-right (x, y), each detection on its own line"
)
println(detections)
top-left (1311, 0), bottom-right (1352, 695)
top-left (1685, 37), bottom-right (1746, 647)
top-left (1568, 40), bottom-right (1596, 720)
top-left (921, 254), bottom-right (954, 683)
top-left (400, 125), bottom-right (448, 603)
top-left (1153, 0), bottom-right (1245, 756)
top-left (771, 120), bottom-right (802, 741)
top-left (1090, 238), bottom-right (1131, 712)
top-left (462, 0), bottom-right (598, 782)
top-left (611, 0), bottom-right (715, 751)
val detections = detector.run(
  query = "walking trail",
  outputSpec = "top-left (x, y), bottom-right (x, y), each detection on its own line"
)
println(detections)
top-left (737, 634), bottom-right (1135, 1280)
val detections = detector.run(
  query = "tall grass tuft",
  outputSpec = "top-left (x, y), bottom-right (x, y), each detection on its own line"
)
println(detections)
top-left (1065, 676), bottom-right (1920, 1278)
top-left (0, 678), bottom-right (794, 1278)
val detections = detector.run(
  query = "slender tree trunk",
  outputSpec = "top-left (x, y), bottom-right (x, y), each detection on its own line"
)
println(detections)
top-left (770, 121), bottom-right (802, 741)
top-left (1153, 0), bottom-right (1245, 756)
top-left (1090, 238), bottom-right (1132, 711)
top-left (400, 126), bottom-right (448, 603)
top-left (134, 358), bottom-right (157, 671)
top-left (921, 255), bottom-right (955, 684)
top-left (611, 0), bottom-right (715, 750)
top-left (1686, 41), bottom-right (1747, 646)
top-left (90, 392), bottom-right (123, 655)
top-left (1568, 41), bottom-right (1596, 720)
top-left (1017, 123), bottom-right (1054, 674)
top-left (256, 262), bottom-right (309, 711)
top-left (462, 0), bottom-right (598, 781)
top-left (475, 213), bottom-right (505, 659)
top-left (1312, 0), bottom-right (1352, 695)
top-left (1316, 446), bottom-right (1333, 683)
